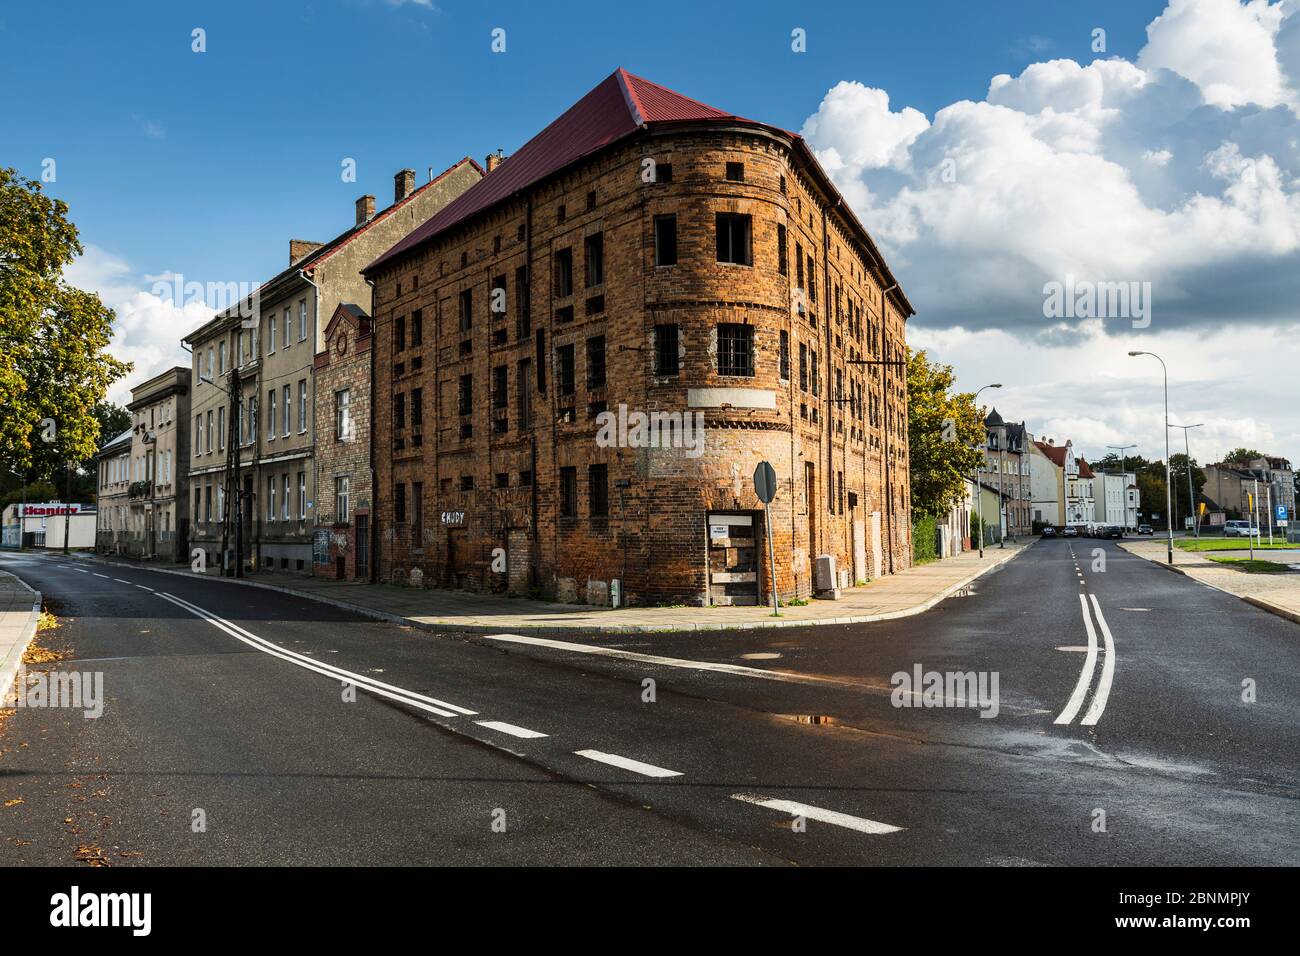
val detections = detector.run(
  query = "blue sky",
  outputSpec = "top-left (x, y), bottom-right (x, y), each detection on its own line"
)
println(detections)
top-left (4, 0), bottom-right (1299, 468)
top-left (3, 0), bottom-right (1165, 285)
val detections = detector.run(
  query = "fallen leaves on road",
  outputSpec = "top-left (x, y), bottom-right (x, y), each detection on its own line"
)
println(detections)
top-left (4, 798), bottom-right (23, 807)
top-left (74, 842), bottom-right (111, 866)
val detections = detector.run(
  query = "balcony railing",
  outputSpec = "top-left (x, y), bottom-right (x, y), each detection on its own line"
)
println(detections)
top-left (128, 480), bottom-right (153, 500)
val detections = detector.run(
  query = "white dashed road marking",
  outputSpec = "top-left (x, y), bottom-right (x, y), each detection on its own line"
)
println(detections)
top-left (114, 578), bottom-right (132, 584)
top-left (92, 573), bottom-right (109, 578)
top-left (574, 749), bottom-right (682, 778)
top-left (731, 793), bottom-right (904, 834)
top-left (475, 720), bottom-right (548, 739)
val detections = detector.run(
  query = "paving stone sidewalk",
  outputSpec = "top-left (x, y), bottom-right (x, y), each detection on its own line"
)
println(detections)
top-left (1120, 538), bottom-right (1300, 626)
top-left (82, 540), bottom-right (1030, 634)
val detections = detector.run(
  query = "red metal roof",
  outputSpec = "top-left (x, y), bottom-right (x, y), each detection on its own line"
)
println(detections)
top-left (365, 68), bottom-right (774, 274)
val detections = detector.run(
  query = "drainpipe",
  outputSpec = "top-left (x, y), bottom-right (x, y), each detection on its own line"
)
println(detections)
top-left (364, 275), bottom-right (378, 583)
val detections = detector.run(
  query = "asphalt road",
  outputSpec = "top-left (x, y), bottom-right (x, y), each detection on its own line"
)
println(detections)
top-left (1, 538), bottom-right (1296, 866)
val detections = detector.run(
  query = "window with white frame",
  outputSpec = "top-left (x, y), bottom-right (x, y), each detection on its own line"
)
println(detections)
top-left (336, 475), bottom-right (349, 522)
top-left (283, 384), bottom-right (291, 437)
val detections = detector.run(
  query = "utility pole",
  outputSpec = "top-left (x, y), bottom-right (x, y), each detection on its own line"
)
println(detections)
top-left (1128, 351), bottom-right (1174, 564)
top-left (62, 458), bottom-right (73, 555)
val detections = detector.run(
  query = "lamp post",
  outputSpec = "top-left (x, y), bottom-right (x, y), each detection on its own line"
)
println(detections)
top-left (973, 383), bottom-right (1002, 558)
top-left (1128, 351), bottom-right (1174, 564)
top-left (1106, 443), bottom-right (1137, 530)
top-left (1168, 422), bottom-right (1203, 538)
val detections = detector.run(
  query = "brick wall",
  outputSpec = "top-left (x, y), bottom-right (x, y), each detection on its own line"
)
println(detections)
top-left (369, 129), bottom-right (912, 605)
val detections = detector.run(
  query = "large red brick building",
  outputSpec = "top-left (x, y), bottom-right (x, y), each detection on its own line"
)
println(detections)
top-left (362, 69), bottom-right (914, 606)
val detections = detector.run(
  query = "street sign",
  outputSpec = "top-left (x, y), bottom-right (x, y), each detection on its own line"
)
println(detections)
top-left (753, 461), bottom-right (779, 616)
top-left (1277, 505), bottom-right (1288, 521)
top-left (753, 461), bottom-right (777, 503)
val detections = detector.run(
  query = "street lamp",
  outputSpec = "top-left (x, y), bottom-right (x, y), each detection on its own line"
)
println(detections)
top-left (1168, 422), bottom-right (1203, 538)
top-left (1106, 443), bottom-right (1137, 530)
top-left (1128, 351), bottom-right (1174, 564)
top-left (973, 383), bottom-right (1002, 558)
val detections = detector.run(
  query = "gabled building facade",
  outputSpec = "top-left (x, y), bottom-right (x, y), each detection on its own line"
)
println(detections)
top-left (981, 409), bottom-right (1033, 539)
top-left (182, 159), bottom-right (482, 573)
top-left (362, 69), bottom-right (915, 606)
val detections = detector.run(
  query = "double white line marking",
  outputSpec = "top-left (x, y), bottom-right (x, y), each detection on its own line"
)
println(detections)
top-left (1055, 593), bottom-right (1116, 726)
top-left (154, 590), bottom-right (477, 718)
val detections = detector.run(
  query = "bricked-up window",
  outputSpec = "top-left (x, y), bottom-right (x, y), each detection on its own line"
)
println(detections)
top-left (336, 388), bottom-right (351, 440)
top-left (799, 342), bottom-right (808, 392)
top-left (557, 344), bottom-right (576, 396)
top-left (394, 393), bottom-right (405, 430)
top-left (394, 482), bottom-right (406, 523)
top-left (517, 359), bottom-right (532, 427)
top-left (336, 476), bottom-right (349, 523)
top-left (589, 464), bottom-right (609, 517)
top-left (796, 242), bottom-right (804, 287)
top-left (716, 213), bottom-right (752, 265)
top-left (807, 257), bottom-right (817, 303)
top-left (458, 290), bottom-right (472, 333)
top-left (777, 225), bottom-right (788, 275)
top-left (584, 233), bottom-right (604, 286)
top-left (395, 315), bottom-right (406, 352)
top-left (515, 266), bottom-right (530, 339)
top-left (725, 161), bottom-right (744, 182)
top-left (458, 374), bottom-right (473, 416)
top-left (654, 215), bottom-right (677, 266)
top-left (586, 336), bottom-right (606, 388)
top-left (412, 482), bottom-right (423, 546)
top-left (411, 309), bottom-right (423, 346)
top-left (779, 330), bottom-right (790, 381)
top-left (654, 323), bottom-right (680, 376)
top-left (811, 348), bottom-right (821, 397)
top-left (717, 323), bottom-right (754, 377)
top-left (411, 387), bottom-right (423, 427)
top-left (535, 328), bottom-right (546, 391)
top-left (559, 467), bottom-right (577, 517)
top-left (492, 365), bottom-right (508, 409)
top-left (554, 248), bottom-right (573, 297)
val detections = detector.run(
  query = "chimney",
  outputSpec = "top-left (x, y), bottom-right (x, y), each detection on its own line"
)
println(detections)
top-left (355, 194), bottom-right (375, 226)
top-left (289, 240), bottom-right (323, 265)
top-left (485, 149), bottom-right (505, 173)
top-left (394, 168), bottom-right (416, 203)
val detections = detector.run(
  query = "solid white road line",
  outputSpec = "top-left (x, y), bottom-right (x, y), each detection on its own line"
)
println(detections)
top-left (483, 633), bottom-right (826, 685)
top-left (574, 749), bottom-right (682, 778)
top-left (731, 793), bottom-right (904, 834)
top-left (1081, 594), bottom-right (1116, 726)
top-left (1054, 593), bottom-right (1099, 725)
top-left (475, 720), bottom-right (548, 739)
top-left (154, 590), bottom-right (476, 718)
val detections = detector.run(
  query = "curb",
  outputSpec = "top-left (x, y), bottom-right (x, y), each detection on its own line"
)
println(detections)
top-left (0, 572), bottom-right (43, 704)
top-left (70, 543), bottom-right (1028, 636)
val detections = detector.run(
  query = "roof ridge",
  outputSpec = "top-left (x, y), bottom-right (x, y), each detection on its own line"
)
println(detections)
top-left (615, 67), bottom-right (646, 127)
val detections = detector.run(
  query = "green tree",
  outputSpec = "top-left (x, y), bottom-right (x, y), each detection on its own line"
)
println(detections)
top-left (1224, 447), bottom-right (1263, 465)
top-left (0, 167), bottom-right (130, 481)
top-left (906, 348), bottom-right (984, 518)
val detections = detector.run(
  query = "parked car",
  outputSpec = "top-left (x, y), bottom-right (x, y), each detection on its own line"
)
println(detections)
top-left (1041, 526), bottom-right (1057, 537)
top-left (1223, 520), bottom-right (1259, 537)
top-left (1137, 524), bottom-right (1154, 535)
top-left (1062, 526), bottom-right (1079, 537)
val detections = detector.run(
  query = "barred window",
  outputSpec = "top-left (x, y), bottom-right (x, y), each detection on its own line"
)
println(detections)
top-left (716, 323), bottom-right (754, 377)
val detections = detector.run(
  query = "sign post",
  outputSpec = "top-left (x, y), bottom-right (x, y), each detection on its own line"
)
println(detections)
top-left (753, 461), bottom-right (779, 617)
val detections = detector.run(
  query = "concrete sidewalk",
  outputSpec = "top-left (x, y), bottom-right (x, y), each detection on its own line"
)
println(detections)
top-left (0, 572), bottom-right (42, 700)
top-left (81, 541), bottom-right (1030, 634)
top-left (1120, 538), bottom-right (1300, 626)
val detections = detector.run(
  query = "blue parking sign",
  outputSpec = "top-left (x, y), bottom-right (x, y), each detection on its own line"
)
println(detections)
top-left (1277, 505), bottom-right (1289, 521)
